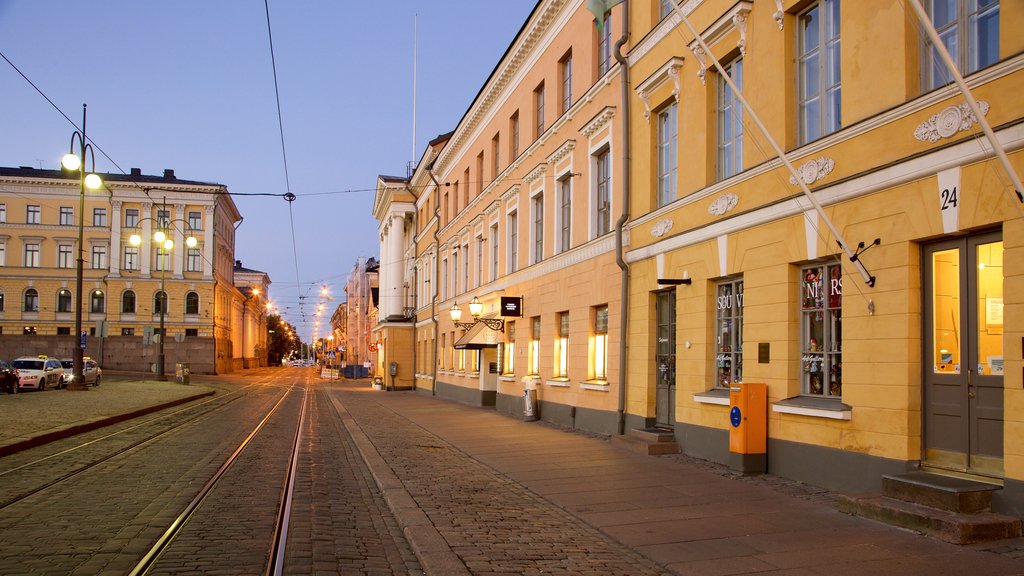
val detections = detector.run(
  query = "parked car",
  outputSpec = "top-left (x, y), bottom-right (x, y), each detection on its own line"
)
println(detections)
top-left (0, 360), bottom-right (18, 394)
top-left (58, 357), bottom-right (102, 387)
top-left (12, 357), bottom-right (65, 391)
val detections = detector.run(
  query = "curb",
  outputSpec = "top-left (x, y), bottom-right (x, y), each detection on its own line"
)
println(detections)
top-left (327, 395), bottom-right (470, 576)
top-left (0, 391), bottom-right (216, 458)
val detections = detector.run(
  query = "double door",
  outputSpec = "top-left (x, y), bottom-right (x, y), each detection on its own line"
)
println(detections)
top-left (923, 232), bottom-right (1004, 477)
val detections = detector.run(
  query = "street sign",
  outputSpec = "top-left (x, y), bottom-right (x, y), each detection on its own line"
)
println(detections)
top-left (79, 331), bottom-right (87, 350)
top-left (501, 296), bottom-right (523, 317)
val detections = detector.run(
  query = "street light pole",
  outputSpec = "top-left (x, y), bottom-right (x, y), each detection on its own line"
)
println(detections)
top-left (61, 104), bottom-right (103, 391)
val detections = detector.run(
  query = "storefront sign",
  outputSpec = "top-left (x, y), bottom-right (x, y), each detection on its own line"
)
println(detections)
top-left (501, 296), bottom-right (523, 317)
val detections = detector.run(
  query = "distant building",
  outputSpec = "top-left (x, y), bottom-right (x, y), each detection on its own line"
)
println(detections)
top-left (341, 257), bottom-right (378, 371)
top-left (233, 261), bottom-right (270, 369)
top-left (0, 166), bottom-right (249, 373)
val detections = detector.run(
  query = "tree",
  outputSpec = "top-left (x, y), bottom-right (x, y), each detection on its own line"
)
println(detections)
top-left (267, 314), bottom-right (299, 365)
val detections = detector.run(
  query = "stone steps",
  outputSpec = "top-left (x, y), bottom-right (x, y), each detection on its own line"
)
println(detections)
top-left (610, 428), bottom-right (679, 456)
top-left (839, 471), bottom-right (1021, 544)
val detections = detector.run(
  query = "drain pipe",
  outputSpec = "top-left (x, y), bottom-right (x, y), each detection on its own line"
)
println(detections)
top-left (428, 169), bottom-right (444, 396)
top-left (613, 0), bottom-right (630, 436)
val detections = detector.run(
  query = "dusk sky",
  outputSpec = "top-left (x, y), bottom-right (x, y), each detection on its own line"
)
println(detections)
top-left (0, 0), bottom-right (535, 340)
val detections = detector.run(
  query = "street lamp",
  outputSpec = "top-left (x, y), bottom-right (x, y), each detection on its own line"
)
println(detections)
top-left (62, 104), bottom-right (103, 391)
top-left (449, 296), bottom-right (505, 332)
top-left (128, 196), bottom-right (198, 381)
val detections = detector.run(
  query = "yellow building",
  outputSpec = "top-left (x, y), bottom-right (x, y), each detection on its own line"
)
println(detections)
top-left (625, 0), bottom-right (1024, 514)
top-left (0, 166), bottom-right (250, 374)
top-left (375, 0), bottom-right (630, 433)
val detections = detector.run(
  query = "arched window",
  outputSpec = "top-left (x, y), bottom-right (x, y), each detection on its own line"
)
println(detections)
top-left (185, 291), bottom-right (199, 315)
top-left (154, 291), bottom-right (167, 314)
top-left (90, 290), bottom-right (105, 313)
top-left (122, 290), bottom-right (136, 314)
top-left (57, 289), bottom-right (72, 313)
top-left (24, 288), bottom-right (39, 312)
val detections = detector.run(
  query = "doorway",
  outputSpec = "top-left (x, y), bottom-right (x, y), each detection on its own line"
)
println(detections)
top-left (923, 232), bottom-right (1004, 478)
top-left (655, 289), bottom-right (676, 429)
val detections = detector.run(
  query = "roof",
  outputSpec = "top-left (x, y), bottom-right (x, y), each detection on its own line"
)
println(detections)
top-left (454, 321), bottom-right (501, 350)
top-left (0, 166), bottom-right (224, 188)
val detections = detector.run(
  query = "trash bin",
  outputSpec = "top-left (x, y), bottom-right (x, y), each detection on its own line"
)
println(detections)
top-left (175, 363), bottom-right (190, 385)
top-left (523, 387), bottom-right (538, 422)
top-left (372, 376), bottom-right (383, 390)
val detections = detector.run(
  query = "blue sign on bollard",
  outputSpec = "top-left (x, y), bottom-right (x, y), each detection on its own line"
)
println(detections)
top-left (80, 332), bottom-right (87, 350)
top-left (730, 406), bottom-right (742, 428)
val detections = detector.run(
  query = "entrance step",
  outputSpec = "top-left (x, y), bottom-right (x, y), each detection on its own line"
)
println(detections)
top-left (610, 428), bottom-right (679, 456)
top-left (839, 472), bottom-right (1021, 544)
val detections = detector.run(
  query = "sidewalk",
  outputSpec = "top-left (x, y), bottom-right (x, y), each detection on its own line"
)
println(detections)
top-left (333, 379), bottom-right (1024, 576)
top-left (0, 375), bottom-right (215, 457)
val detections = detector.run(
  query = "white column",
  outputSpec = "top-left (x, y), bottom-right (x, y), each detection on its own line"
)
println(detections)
top-left (110, 200), bottom-right (122, 277)
top-left (203, 205), bottom-right (214, 280)
top-left (173, 204), bottom-right (185, 278)
top-left (141, 202), bottom-right (152, 277)
top-left (385, 213), bottom-right (406, 318)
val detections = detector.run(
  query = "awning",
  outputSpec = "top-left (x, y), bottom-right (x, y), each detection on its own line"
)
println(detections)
top-left (454, 320), bottom-right (501, 350)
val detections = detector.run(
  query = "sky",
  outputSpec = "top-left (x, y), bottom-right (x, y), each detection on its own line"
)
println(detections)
top-left (0, 0), bottom-right (536, 341)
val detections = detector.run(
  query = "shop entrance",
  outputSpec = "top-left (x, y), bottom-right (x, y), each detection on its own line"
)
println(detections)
top-left (655, 289), bottom-right (676, 429)
top-left (923, 232), bottom-right (1004, 478)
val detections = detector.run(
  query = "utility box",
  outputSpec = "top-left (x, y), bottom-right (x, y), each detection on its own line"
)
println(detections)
top-left (728, 382), bottom-right (767, 473)
top-left (175, 363), bottom-right (190, 385)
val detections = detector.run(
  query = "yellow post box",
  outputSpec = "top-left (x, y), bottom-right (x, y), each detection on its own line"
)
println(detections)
top-left (728, 382), bottom-right (767, 473)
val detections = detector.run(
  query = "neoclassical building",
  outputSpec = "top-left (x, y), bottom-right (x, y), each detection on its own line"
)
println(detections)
top-left (0, 166), bottom-right (253, 374)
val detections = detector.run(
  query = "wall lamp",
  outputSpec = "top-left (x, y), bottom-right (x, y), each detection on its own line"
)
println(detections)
top-left (449, 296), bottom-right (505, 332)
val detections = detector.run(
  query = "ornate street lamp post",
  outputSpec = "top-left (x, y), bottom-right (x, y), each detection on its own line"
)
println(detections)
top-left (61, 104), bottom-right (103, 391)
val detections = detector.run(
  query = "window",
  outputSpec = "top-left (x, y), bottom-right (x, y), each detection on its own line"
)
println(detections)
top-left (90, 290), bottom-right (105, 313)
top-left (442, 258), bottom-right (449, 300)
top-left (186, 248), bottom-right (201, 272)
top-left (657, 103), bottom-right (678, 207)
top-left (534, 82), bottom-right (545, 139)
top-left (476, 153), bottom-right (484, 195)
top-left (0, 291), bottom-right (4, 311)
top-left (23, 326), bottom-right (37, 335)
top-left (442, 191), bottom-right (449, 225)
top-left (57, 327), bottom-right (71, 335)
top-left (555, 312), bottom-right (569, 378)
top-left (154, 291), bottom-right (168, 314)
top-left (532, 193), bottom-right (544, 264)
top-left (558, 176), bottom-right (572, 253)
top-left (452, 249), bottom-right (459, 295)
top-left (922, 0), bottom-right (1000, 91)
top-left (122, 327), bottom-right (135, 336)
top-left (510, 111), bottom-right (520, 160)
top-left (503, 321), bottom-right (516, 374)
top-left (491, 134), bottom-right (501, 179)
top-left (91, 245), bottom-right (107, 270)
top-left (596, 149), bottom-right (611, 236)
top-left (0, 203), bottom-right (5, 222)
top-left (462, 243), bottom-right (470, 291)
top-left (186, 328), bottom-right (198, 337)
top-left (0, 242), bottom-right (4, 266)
top-left (24, 288), bottom-right (39, 312)
top-left (58, 244), bottom-right (73, 269)
top-left (122, 290), bottom-right (136, 313)
top-left (475, 236), bottom-right (484, 288)
top-left (529, 316), bottom-right (541, 376)
top-left (185, 291), bottom-right (199, 315)
top-left (715, 278), bottom-right (744, 388)
top-left (801, 262), bottom-right (842, 397)
top-left (24, 242), bottom-right (40, 267)
top-left (508, 210), bottom-right (519, 273)
top-left (660, 0), bottom-right (675, 19)
top-left (157, 209), bottom-right (170, 228)
top-left (93, 208), bottom-right (107, 227)
top-left (56, 289), bottom-right (72, 313)
top-left (188, 211), bottom-right (202, 230)
top-left (155, 247), bottom-right (170, 272)
top-left (598, 12), bottom-right (612, 76)
top-left (490, 223), bottom-right (499, 282)
top-left (798, 0), bottom-right (841, 144)
top-left (124, 246), bottom-right (139, 271)
top-left (440, 333), bottom-right (447, 369)
top-left (125, 208), bottom-right (139, 228)
top-left (27, 205), bottom-right (41, 224)
top-left (560, 50), bottom-right (573, 114)
top-left (463, 169), bottom-right (470, 207)
top-left (593, 305), bottom-right (609, 380)
top-left (718, 58), bottom-right (744, 179)
top-left (60, 206), bottom-right (74, 226)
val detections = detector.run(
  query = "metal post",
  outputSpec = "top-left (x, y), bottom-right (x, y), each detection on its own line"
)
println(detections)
top-left (157, 197), bottom-right (168, 381)
top-left (71, 104), bottom-right (88, 391)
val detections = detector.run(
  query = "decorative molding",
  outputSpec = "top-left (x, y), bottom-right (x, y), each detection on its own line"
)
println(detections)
top-left (707, 193), bottom-right (739, 216)
top-left (546, 139), bottom-right (576, 165)
top-left (914, 100), bottom-right (990, 143)
top-left (580, 106), bottom-right (616, 138)
top-left (651, 219), bottom-right (674, 238)
top-left (686, 2), bottom-right (752, 80)
top-left (788, 157), bottom-right (836, 185)
top-left (773, 0), bottom-right (784, 30)
top-left (501, 184), bottom-right (521, 203)
top-left (690, 44), bottom-right (708, 86)
top-left (628, 0), bottom-right (702, 65)
top-left (734, 11), bottom-right (749, 56)
top-left (485, 200), bottom-right (501, 217)
top-left (524, 163), bottom-right (547, 185)
top-left (635, 57), bottom-right (685, 120)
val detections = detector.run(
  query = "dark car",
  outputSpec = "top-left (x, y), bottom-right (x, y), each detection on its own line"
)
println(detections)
top-left (0, 360), bottom-right (18, 394)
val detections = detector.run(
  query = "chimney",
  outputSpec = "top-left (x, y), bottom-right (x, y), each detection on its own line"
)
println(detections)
top-left (163, 169), bottom-right (175, 179)
top-left (130, 167), bottom-right (142, 177)
top-left (235, 260), bottom-right (242, 268)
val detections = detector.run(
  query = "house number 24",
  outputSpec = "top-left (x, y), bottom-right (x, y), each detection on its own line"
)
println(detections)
top-left (941, 186), bottom-right (959, 211)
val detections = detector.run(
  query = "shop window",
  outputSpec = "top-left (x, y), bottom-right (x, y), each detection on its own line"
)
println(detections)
top-left (122, 328), bottom-right (135, 336)
top-left (555, 312), bottom-right (569, 378)
top-left (801, 262), bottom-right (842, 397)
top-left (529, 316), bottom-right (540, 376)
top-left (503, 321), bottom-right (516, 375)
top-left (593, 305), bottom-right (609, 380)
top-left (715, 278), bottom-right (744, 388)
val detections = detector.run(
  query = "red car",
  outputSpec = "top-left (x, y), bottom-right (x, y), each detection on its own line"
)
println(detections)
top-left (0, 359), bottom-right (20, 394)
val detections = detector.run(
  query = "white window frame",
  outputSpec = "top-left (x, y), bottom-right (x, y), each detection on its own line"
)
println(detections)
top-left (490, 222), bottom-right (500, 282)
top-left (186, 248), bottom-right (202, 272)
top-left (560, 51), bottom-right (573, 114)
top-left (58, 243), bottom-right (73, 269)
top-left (24, 242), bottom-right (40, 267)
top-left (800, 261), bottom-right (843, 397)
top-left (922, 0), bottom-right (1000, 91)
top-left (124, 208), bottom-right (139, 228)
top-left (530, 191), bottom-right (544, 265)
top-left (507, 210), bottom-right (519, 274)
top-left (657, 102), bottom-right (678, 207)
top-left (598, 12), bottom-right (612, 76)
top-left (593, 305), bottom-right (609, 381)
top-left (91, 245), bottom-right (108, 270)
top-left (26, 205), bottom-right (41, 225)
top-left (798, 0), bottom-right (841, 145)
top-left (714, 277), bottom-right (744, 388)
top-left (555, 311), bottom-right (569, 378)
top-left (591, 146), bottom-right (612, 238)
top-left (529, 316), bottom-right (540, 376)
top-left (93, 208), bottom-right (108, 227)
top-left (124, 246), bottom-right (139, 271)
top-left (557, 174), bottom-right (572, 254)
top-left (475, 235), bottom-right (484, 288)
top-left (59, 206), bottom-right (74, 226)
top-left (717, 58), bottom-right (743, 180)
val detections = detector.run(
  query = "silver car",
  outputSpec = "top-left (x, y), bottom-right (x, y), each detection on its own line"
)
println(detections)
top-left (59, 357), bottom-right (102, 386)
top-left (12, 357), bottom-right (65, 391)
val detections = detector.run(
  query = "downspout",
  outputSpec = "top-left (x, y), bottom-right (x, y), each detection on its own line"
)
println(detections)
top-left (428, 169), bottom-right (444, 396)
top-left (406, 184), bottom-right (420, 391)
top-left (613, 0), bottom-right (630, 436)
